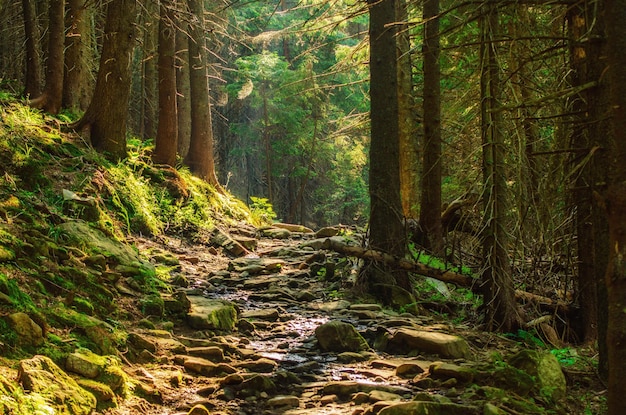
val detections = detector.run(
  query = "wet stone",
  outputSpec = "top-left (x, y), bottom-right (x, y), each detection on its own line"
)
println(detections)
top-left (267, 395), bottom-right (300, 408)
top-left (240, 308), bottom-right (280, 321)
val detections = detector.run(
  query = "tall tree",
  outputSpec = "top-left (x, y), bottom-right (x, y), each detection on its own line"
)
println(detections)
top-left (397, 0), bottom-right (419, 220)
top-left (604, 0), bottom-right (626, 411)
top-left (176, 20), bottom-right (191, 159)
top-left (153, 0), bottom-right (178, 166)
top-left (185, 0), bottom-right (220, 186)
top-left (419, 0), bottom-right (443, 255)
top-left (72, 0), bottom-right (138, 160)
top-left (361, 0), bottom-right (410, 301)
top-left (29, 0), bottom-right (65, 114)
top-left (141, 1), bottom-right (158, 139)
top-left (479, 2), bottom-right (521, 331)
top-left (21, 0), bottom-right (42, 97)
top-left (63, 0), bottom-right (93, 111)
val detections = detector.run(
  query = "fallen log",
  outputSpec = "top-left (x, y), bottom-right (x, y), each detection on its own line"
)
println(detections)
top-left (321, 238), bottom-right (474, 287)
top-left (514, 289), bottom-right (572, 314)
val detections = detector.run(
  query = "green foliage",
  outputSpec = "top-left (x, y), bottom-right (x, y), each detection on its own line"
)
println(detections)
top-left (249, 196), bottom-right (277, 223)
top-left (0, 318), bottom-right (18, 348)
top-left (504, 329), bottom-right (547, 349)
top-left (0, 273), bottom-right (36, 312)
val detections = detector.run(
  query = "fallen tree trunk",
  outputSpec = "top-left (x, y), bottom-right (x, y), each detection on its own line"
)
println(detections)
top-left (515, 289), bottom-right (572, 314)
top-left (321, 238), bottom-right (473, 287)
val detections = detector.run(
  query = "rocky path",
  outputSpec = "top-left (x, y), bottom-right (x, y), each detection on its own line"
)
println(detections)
top-left (109, 225), bottom-right (573, 415)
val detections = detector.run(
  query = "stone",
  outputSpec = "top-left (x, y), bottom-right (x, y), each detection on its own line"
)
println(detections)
top-left (128, 333), bottom-right (158, 353)
top-left (369, 390), bottom-right (402, 402)
top-left (315, 227), bottom-right (340, 237)
top-left (429, 362), bottom-right (475, 383)
top-left (187, 297), bottom-right (238, 331)
top-left (240, 308), bottom-right (280, 321)
top-left (66, 349), bottom-right (107, 378)
top-left (273, 223), bottom-right (314, 233)
top-left (260, 227), bottom-right (292, 239)
top-left (315, 320), bottom-right (369, 352)
top-left (76, 379), bottom-right (116, 403)
top-left (186, 346), bottom-right (225, 362)
top-left (267, 395), bottom-right (300, 408)
top-left (508, 349), bottom-right (566, 400)
top-left (387, 328), bottom-right (471, 359)
top-left (210, 228), bottom-right (249, 256)
top-left (337, 351), bottom-right (369, 363)
top-left (229, 257), bottom-right (286, 274)
top-left (243, 276), bottom-right (280, 290)
top-left (396, 362), bottom-right (425, 378)
top-left (182, 356), bottom-right (226, 376)
top-left (377, 401), bottom-right (480, 415)
top-left (58, 220), bottom-right (154, 276)
top-left (8, 312), bottom-right (44, 347)
top-left (18, 355), bottom-right (97, 415)
top-left (236, 358), bottom-right (278, 373)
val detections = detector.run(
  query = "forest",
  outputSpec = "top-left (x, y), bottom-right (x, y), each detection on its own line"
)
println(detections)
top-left (0, 0), bottom-right (625, 413)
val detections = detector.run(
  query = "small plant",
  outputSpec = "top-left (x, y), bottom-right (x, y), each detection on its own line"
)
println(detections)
top-left (249, 196), bottom-right (277, 223)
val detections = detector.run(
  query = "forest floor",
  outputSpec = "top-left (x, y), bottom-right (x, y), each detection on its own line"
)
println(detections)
top-left (98, 227), bottom-right (605, 415)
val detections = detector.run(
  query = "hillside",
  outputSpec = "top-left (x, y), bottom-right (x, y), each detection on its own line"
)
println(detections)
top-left (0, 97), bottom-right (605, 414)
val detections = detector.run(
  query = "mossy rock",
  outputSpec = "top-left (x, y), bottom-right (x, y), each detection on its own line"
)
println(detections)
top-left (508, 349), bottom-right (566, 401)
top-left (315, 320), bottom-right (369, 352)
top-left (18, 355), bottom-right (97, 415)
top-left (58, 220), bottom-right (154, 276)
top-left (187, 296), bottom-right (238, 331)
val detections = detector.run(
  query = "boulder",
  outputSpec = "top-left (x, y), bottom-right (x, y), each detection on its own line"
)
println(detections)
top-left (18, 355), bottom-right (97, 415)
top-left (8, 312), bottom-right (44, 347)
top-left (66, 349), bottom-right (107, 378)
top-left (387, 328), bottom-right (471, 359)
top-left (508, 349), bottom-right (566, 400)
top-left (315, 320), bottom-right (369, 352)
top-left (187, 297), bottom-right (238, 331)
top-left (58, 220), bottom-right (154, 276)
top-left (240, 308), bottom-right (280, 321)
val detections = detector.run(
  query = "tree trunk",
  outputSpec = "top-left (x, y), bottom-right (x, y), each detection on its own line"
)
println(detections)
top-left (62, 0), bottom-right (92, 112)
top-left (604, 0), bottom-right (626, 412)
top-left (185, 0), bottom-right (220, 187)
top-left (141, 1), bottom-right (158, 140)
top-left (29, 0), bottom-right (64, 114)
top-left (72, 0), bottom-right (138, 160)
top-left (419, 0), bottom-right (443, 255)
top-left (176, 20), bottom-right (191, 159)
top-left (479, 2), bottom-right (521, 332)
top-left (360, 0), bottom-right (410, 301)
top-left (153, 0), bottom-right (178, 166)
top-left (397, 0), bottom-right (419, 220)
top-left (21, 0), bottom-right (42, 97)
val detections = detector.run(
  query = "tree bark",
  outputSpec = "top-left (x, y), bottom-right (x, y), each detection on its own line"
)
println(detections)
top-left (21, 0), bottom-right (42, 98)
top-left (360, 0), bottom-right (410, 301)
top-left (397, 0), bottom-right (419, 220)
top-left (604, 0), bottom-right (626, 411)
top-left (29, 0), bottom-right (64, 114)
top-left (72, 0), bottom-right (138, 160)
top-left (479, 2), bottom-right (522, 332)
top-left (62, 0), bottom-right (92, 112)
top-left (176, 19), bottom-right (191, 159)
top-left (185, 0), bottom-right (220, 187)
top-left (419, 0), bottom-right (444, 255)
top-left (153, 0), bottom-right (178, 166)
top-left (141, 1), bottom-right (158, 140)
